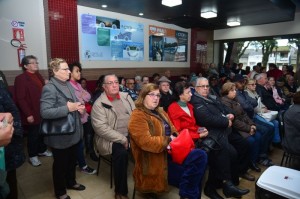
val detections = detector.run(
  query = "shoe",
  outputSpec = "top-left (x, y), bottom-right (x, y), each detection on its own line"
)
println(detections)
top-left (56, 194), bottom-right (71, 199)
top-left (258, 158), bottom-right (274, 167)
top-left (144, 193), bottom-right (159, 199)
top-left (240, 172), bottom-right (255, 181)
top-left (38, 149), bottom-right (53, 157)
top-left (67, 184), bottom-right (85, 191)
top-left (81, 165), bottom-right (96, 175)
top-left (249, 162), bottom-right (261, 172)
top-left (90, 152), bottom-right (99, 162)
top-left (115, 194), bottom-right (129, 199)
top-left (204, 185), bottom-right (224, 199)
top-left (29, 156), bottom-right (41, 167)
top-left (223, 181), bottom-right (249, 198)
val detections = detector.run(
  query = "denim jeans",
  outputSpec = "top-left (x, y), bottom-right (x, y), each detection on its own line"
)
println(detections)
top-left (254, 114), bottom-right (280, 143)
top-left (245, 132), bottom-right (261, 162)
top-left (77, 139), bottom-right (87, 168)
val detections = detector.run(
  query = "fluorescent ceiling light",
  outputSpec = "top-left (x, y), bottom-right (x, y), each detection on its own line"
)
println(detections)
top-left (201, 11), bottom-right (217, 19)
top-left (139, 13), bottom-right (144, 16)
top-left (227, 20), bottom-right (241, 26)
top-left (101, 5), bottom-right (107, 8)
top-left (162, 0), bottom-right (182, 7)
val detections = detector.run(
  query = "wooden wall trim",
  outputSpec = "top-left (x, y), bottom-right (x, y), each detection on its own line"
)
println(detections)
top-left (3, 67), bottom-right (190, 86)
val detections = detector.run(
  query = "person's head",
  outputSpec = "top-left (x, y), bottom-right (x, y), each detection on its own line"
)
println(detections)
top-left (287, 75), bottom-right (294, 86)
top-left (96, 75), bottom-right (105, 89)
top-left (69, 62), bottom-right (82, 81)
top-left (152, 73), bottom-right (160, 83)
top-left (282, 65), bottom-right (288, 74)
top-left (245, 79), bottom-right (256, 91)
top-left (238, 63), bottom-right (243, 69)
top-left (142, 76), bottom-right (149, 84)
top-left (209, 76), bottom-right (218, 86)
top-left (21, 55), bottom-right (39, 73)
top-left (164, 70), bottom-right (171, 78)
top-left (79, 78), bottom-right (87, 89)
top-left (268, 63), bottom-right (276, 70)
top-left (103, 74), bottom-right (119, 97)
top-left (126, 78), bottom-right (135, 90)
top-left (48, 58), bottom-right (70, 81)
top-left (276, 77), bottom-right (286, 87)
top-left (195, 77), bottom-right (210, 98)
top-left (256, 73), bottom-right (268, 86)
top-left (118, 77), bottom-right (125, 86)
top-left (221, 82), bottom-right (236, 99)
top-left (233, 74), bottom-right (246, 90)
top-left (173, 81), bottom-right (192, 103)
top-left (245, 66), bottom-right (251, 72)
top-left (293, 91), bottom-right (300, 104)
top-left (135, 83), bottom-right (160, 110)
top-left (158, 76), bottom-right (171, 93)
top-left (268, 77), bottom-right (275, 86)
top-left (135, 75), bottom-right (142, 83)
top-left (253, 65), bottom-right (260, 72)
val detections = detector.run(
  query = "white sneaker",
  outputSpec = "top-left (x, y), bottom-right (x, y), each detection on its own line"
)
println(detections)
top-left (29, 156), bottom-right (41, 167)
top-left (38, 150), bottom-right (53, 157)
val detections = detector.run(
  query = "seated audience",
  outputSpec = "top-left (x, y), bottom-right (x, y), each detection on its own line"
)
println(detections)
top-left (142, 76), bottom-right (150, 85)
top-left (266, 63), bottom-right (283, 81)
top-left (91, 74), bottom-right (135, 199)
top-left (190, 77), bottom-right (249, 199)
top-left (158, 76), bottom-right (176, 112)
top-left (123, 78), bottom-right (138, 101)
top-left (128, 83), bottom-right (207, 199)
top-left (152, 73), bottom-right (160, 84)
top-left (282, 91), bottom-right (300, 155)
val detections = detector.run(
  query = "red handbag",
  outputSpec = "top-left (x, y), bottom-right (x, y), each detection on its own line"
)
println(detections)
top-left (169, 129), bottom-right (195, 164)
top-left (85, 102), bottom-right (92, 114)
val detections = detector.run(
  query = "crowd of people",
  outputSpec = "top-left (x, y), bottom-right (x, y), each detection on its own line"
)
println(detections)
top-left (0, 57), bottom-right (299, 199)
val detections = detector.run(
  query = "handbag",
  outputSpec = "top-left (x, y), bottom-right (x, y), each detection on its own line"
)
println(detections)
top-left (168, 129), bottom-right (195, 164)
top-left (40, 82), bottom-right (76, 136)
top-left (198, 135), bottom-right (221, 153)
top-left (40, 113), bottom-right (75, 136)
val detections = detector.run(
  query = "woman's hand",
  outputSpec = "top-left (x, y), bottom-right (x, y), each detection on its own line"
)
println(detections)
top-left (198, 127), bottom-right (208, 138)
top-left (67, 101), bottom-right (83, 112)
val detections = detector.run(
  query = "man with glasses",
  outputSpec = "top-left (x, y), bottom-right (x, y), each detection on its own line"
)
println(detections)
top-left (123, 78), bottom-right (138, 101)
top-left (91, 74), bottom-right (135, 199)
top-left (14, 55), bottom-right (52, 167)
top-left (190, 77), bottom-right (250, 199)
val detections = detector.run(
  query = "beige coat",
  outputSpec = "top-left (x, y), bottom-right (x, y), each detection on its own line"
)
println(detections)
top-left (91, 92), bottom-right (135, 155)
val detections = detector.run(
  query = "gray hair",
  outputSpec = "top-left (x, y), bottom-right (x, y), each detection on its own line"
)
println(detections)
top-left (135, 75), bottom-right (141, 81)
top-left (196, 77), bottom-right (208, 86)
top-left (255, 73), bottom-right (266, 81)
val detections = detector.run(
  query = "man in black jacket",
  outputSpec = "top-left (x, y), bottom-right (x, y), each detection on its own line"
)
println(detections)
top-left (190, 77), bottom-right (249, 199)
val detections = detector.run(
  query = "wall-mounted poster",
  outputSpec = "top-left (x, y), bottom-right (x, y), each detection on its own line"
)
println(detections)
top-left (81, 14), bottom-right (144, 61)
top-left (149, 25), bottom-right (188, 62)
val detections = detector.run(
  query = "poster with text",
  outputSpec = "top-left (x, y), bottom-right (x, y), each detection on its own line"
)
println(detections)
top-left (149, 25), bottom-right (188, 62)
top-left (81, 14), bottom-right (144, 61)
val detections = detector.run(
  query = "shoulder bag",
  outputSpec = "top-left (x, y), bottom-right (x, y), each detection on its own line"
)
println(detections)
top-left (40, 83), bottom-right (76, 136)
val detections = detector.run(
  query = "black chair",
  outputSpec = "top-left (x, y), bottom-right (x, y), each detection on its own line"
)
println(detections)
top-left (280, 149), bottom-right (300, 167)
top-left (97, 155), bottom-right (113, 188)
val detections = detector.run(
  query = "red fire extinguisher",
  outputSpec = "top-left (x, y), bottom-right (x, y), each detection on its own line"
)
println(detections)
top-left (17, 44), bottom-right (26, 67)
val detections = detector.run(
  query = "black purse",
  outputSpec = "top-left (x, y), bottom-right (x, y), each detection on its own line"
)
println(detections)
top-left (198, 136), bottom-right (221, 153)
top-left (40, 83), bottom-right (76, 136)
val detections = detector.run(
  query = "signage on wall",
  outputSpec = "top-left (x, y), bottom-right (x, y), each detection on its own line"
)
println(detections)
top-left (80, 14), bottom-right (144, 61)
top-left (12, 28), bottom-right (25, 41)
top-left (149, 25), bottom-right (188, 62)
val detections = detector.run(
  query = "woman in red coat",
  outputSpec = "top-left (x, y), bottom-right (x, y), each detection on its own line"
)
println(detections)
top-left (168, 81), bottom-right (208, 142)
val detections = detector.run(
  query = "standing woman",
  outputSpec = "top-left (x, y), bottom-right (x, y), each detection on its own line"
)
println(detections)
top-left (40, 58), bottom-right (86, 199)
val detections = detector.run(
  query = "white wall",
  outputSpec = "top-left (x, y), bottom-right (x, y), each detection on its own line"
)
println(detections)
top-left (214, 12), bottom-right (300, 41)
top-left (0, 0), bottom-right (47, 71)
top-left (77, 6), bottom-right (191, 69)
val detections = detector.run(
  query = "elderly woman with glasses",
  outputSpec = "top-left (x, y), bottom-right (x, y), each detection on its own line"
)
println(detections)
top-left (40, 58), bottom-right (86, 199)
top-left (128, 83), bottom-right (207, 199)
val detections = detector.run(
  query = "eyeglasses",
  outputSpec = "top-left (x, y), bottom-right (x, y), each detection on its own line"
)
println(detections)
top-left (196, 85), bottom-right (210, 88)
top-left (60, 68), bottom-right (70, 71)
top-left (28, 62), bottom-right (39, 65)
top-left (104, 81), bottom-right (119, 86)
top-left (147, 93), bottom-right (161, 99)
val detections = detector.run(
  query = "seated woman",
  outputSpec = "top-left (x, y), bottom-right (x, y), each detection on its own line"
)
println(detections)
top-left (221, 82), bottom-right (272, 170)
top-left (245, 78), bottom-right (281, 145)
top-left (128, 83), bottom-right (207, 199)
top-left (167, 81), bottom-right (208, 144)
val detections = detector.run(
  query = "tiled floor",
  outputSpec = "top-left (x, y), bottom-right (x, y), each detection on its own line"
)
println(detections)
top-left (17, 146), bottom-right (285, 199)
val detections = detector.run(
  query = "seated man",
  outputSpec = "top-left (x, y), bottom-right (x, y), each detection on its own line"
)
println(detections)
top-left (122, 78), bottom-right (138, 101)
top-left (190, 77), bottom-right (250, 199)
top-left (91, 74), bottom-right (135, 199)
top-left (158, 76), bottom-right (176, 112)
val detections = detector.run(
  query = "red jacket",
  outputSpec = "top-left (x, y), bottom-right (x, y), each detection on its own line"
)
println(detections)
top-left (267, 68), bottom-right (283, 81)
top-left (14, 72), bottom-right (45, 125)
top-left (167, 102), bottom-right (200, 140)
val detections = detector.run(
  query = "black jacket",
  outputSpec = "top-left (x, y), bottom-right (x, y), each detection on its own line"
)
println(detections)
top-left (256, 84), bottom-right (280, 111)
top-left (190, 93), bottom-right (231, 137)
top-left (0, 88), bottom-right (25, 171)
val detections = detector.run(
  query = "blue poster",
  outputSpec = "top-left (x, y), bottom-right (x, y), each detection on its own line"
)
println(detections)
top-left (81, 14), bottom-right (144, 61)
